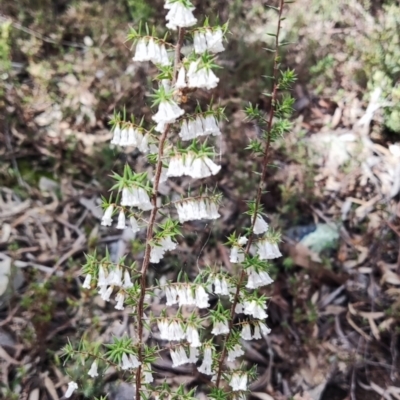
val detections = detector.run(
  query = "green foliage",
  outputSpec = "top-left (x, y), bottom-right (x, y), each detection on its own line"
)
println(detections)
top-left (0, 21), bottom-right (11, 74)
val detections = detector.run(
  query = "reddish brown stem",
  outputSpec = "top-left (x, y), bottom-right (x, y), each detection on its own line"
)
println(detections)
top-left (135, 27), bottom-right (185, 399)
top-left (215, 0), bottom-right (285, 388)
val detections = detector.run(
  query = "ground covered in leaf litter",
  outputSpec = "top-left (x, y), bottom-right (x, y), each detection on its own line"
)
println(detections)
top-left (1, 0), bottom-right (400, 399)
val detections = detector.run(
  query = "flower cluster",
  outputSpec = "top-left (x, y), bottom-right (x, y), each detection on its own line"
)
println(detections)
top-left (121, 186), bottom-right (153, 210)
top-left (133, 38), bottom-right (170, 65)
top-left (167, 152), bottom-right (221, 179)
top-left (165, 283), bottom-right (209, 309)
top-left (150, 236), bottom-right (177, 263)
top-left (194, 28), bottom-right (225, 54)
top-left (179, 114), bottom-right (221, 140)
top-left (110, 124), bottom-right (149, 153)
top-left (82, 265), bottom-right (133, 311)
top-left (165, 0), bottom-right (197, 30)
top-left (187, 59), bottom-right (219, 90)
top-left (175, 197), bottom-right (220, 223)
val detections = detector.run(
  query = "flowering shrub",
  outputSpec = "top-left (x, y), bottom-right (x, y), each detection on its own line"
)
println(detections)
top-left (62, 0), bottom-right (295, 399)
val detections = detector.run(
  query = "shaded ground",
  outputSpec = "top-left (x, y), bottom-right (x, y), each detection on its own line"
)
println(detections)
top-left (1, 1), bottom-right (400, 399)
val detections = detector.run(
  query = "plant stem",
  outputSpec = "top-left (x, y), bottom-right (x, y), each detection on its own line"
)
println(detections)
top-left (215, 0), bottom-right (285, 387)
top-left (135, 27), bottom-right (185, 400)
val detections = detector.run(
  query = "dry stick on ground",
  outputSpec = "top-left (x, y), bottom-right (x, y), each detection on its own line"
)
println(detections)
top-left (135, 27), bottom-right (186, 400)
top-left (215, 0), bottom-right (286, 388)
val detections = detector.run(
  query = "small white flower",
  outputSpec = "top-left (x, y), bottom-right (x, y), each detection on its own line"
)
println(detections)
top-left (111, 125), bottom-right (121, 145)
top-left (139, 133), bottom-right (149, 153)
top-left (100, 286), bottom-right (113, 302)
top-left (121, 353), bottom-right (133, 370)
top-left (65, 381), bottom-right (78, 398)
top-left (116, 210), bottom-right (126, 229)
top-left (254, 215), bottom-right (269, 234)
top-left (252, 324), bottom-right (262, 340)
top-left (186, 325), bottom-right (201, 347)
top-left (88, 360), bottom-right (99, 378)
top-left (101, 205), bottom-right (114, 226)
top-left (197, 346), bottom-right (213, 375)
top-left (238, 236), bottom-right (248, 246)
top-left (108, 266), bottom-right (122, 286)
top-left (97, 265), bottom-right (107, 287)
top-left (176, 66), bottom-right (187, 89)
top-left (195, 285), bottom-right (209, 309)
top-left (82, 273), bottom-right (91, 289)
top-left (189, 346), bottom-right (199, 363)
top-left (165, 0), bottom-right (197, 30)
top-left (193, 31), bottom-right (207, 54)
top-left (241, 324), bottom-right (252, 340)
top-left (211, 320), bottom-right (229, 335)
top-left (230, 372), bottom-right (248, 391)
top-left (165, 285), bottom-right (178, 306)
top-left (115, 292), bottom-right (125, 310)
top-left (230, 246), bottom-right (244, 263)
top-left (227, 344), bottom-right (245, 362)
top-left (258, 321), bottom-right (271, 336)
top-left (123, 270), bottom-right (133, 289)
top-left (129, 216), bottom-right (140, 233)
top-left (133, 38), bottom-right (148, 62)
top-left (129, 354), bottom-right (141, 368)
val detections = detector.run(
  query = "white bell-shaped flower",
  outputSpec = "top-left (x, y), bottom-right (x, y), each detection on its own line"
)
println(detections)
top-left (193, 31), bottom-right (207, 54)
top-left (254, 215), bottom-right (269, 234)
top-left (88, 360), bottom-right (99, 378)
top-left (240, 323), bottom-right (252, 340)
top-left (189, 346), bottom-right (199, 363)
top-left (197, 346), bottom-right (213, 375)
top-left (65, 381), bottom-right (78, 398)
top-left (115, 292), bottom-right (125, 310)
top-left (82, 273), bottom-right (91, 289)
top-left (133, 38), bottom-right (148, 62)
top-left (116, 210), bottom-right (126, 229)
top-left (195, 285), bottom-right (209, 309)
top-left (111, 125), bottom-right (121, 145)
top-left (123, 270), bottom-right (133, 289)
top-left (230, 246), bottom-right (244, 263)
top-left (176, 66), bottom-right (187, 89)
top-left (186, 325), bottom-right (201, 347)
top-left (101, 205), bottom-right (114, 226)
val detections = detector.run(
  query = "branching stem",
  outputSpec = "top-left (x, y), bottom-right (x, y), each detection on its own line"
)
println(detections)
top-left (215, 0), bottom-right (285, 387)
